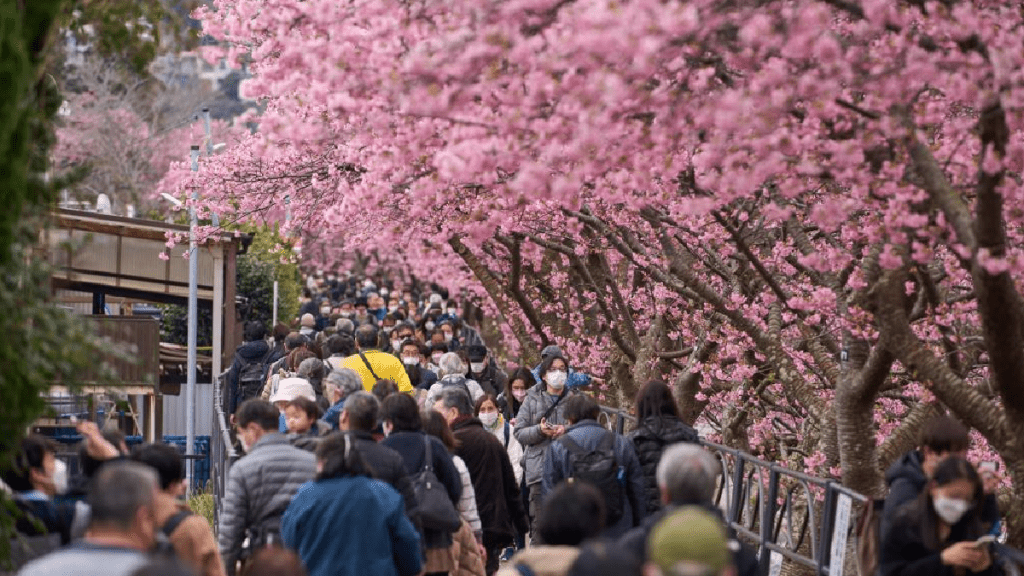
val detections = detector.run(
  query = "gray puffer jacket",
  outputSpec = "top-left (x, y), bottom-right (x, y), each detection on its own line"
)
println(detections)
top-left (219, 433), bottom-right (317, 575)
top-left (513, 386), bottom-right (577, 486)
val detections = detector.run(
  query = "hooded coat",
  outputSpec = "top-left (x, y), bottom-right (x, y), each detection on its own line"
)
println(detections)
top-left (627, 414), bottom-right (699, 516)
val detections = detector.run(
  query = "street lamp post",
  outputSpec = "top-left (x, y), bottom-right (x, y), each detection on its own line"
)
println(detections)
top-left (186, 144), bottom-right (200, 495)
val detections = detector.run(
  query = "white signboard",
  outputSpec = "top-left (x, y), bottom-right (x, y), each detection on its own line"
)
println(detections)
top-left (830, 494), bottom-right (853, 576)
top-left (769, 550), bottom-right (784, 576)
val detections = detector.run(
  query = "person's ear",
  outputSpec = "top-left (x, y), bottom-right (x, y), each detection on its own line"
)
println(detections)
top-left (28, 466), bottom-right (48, 487)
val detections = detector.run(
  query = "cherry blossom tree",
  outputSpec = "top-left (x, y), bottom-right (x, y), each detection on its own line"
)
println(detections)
top-left (164, 0), bottom-right (1024, 543)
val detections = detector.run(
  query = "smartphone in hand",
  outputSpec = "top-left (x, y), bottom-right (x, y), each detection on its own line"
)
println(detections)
top-left (975, 535), bottom-right (997, 547)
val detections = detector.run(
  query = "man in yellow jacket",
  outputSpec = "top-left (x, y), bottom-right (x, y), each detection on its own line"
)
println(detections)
top-left (338, 325), bottom-right (414, 393)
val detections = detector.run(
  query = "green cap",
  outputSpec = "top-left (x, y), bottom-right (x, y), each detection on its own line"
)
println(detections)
top-left (647, 507), bottom-right (732, 576)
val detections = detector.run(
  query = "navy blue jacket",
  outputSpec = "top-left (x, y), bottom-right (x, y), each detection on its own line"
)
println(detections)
top-left (282, 476), bottom-right (422, 576)
top-left (541, 420), bottom-right (647, 538)
top-left (381, 431), bottom-right (463, 549)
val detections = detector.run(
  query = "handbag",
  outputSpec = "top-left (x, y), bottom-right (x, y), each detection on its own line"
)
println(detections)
top-left (411, 435), bottom-right (462, 533)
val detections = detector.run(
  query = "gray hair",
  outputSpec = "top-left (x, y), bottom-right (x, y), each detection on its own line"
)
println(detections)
top-left (298, 357), bottom-right (326, 380)
top-left (343, 391), bottom-right (380, 432)
top-left (437, 387), bottom-right (474, 417)
top-left (87, 461), bottom-right (158, 531)
top-left (436, 352), bottom-right (466, 378)
top-left (326, 368), bottom-right (364, 399)
top-left (336, 318), bottom-right (355, 336)
top-left (656, 443), bottom-right (720, 505)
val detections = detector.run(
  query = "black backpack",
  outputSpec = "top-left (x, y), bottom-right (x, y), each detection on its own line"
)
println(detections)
top-left (411, 435), bottom-right (462, 533)
top-left (559, 431), bottom-right (625, 524)
top-left (236, 347), bottom-right (274, 402)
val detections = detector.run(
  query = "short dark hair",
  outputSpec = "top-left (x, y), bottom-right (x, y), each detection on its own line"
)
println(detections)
top-left (272, 323), bottom-right (290, 343)
top-left (634, 380), bottom-right (681, 421)
top-left (88, 461), bottom-right (158, 531)
top-left (288, 348), bottom-right (316, 371)
top-left (539, 354), bottom-right (569, 379)
top-left (537, 481), bottom-right (606, 545)
top-left (324, 334), bottom-right (354, 357)
top-left (343, 392), bottom-right (379, 432)
top-left (315, 433), bottom-right (370, 481)
top-left (284, 332), bottom-right (309, 351)
top-left (920, 416), bottom-right (969, 453)
top-left (436, 387), bottom-right (474, 417)
top-left (236, 399), bottom-right (281, 431)
top-left (400, 339), bottom-right (422, 355)
top-left (131, 443), bottom-right (185, 490)
top-left (2, 435), bottom-right (58, 491)
top-left (287, 397), bottom-right (321, 420)
top-left (355, 325), bottom-right (379, 349)
top-left (244, 321), bottom-right (267, 342)
top-left (381, 393), bottom-right (421, 432)
top-left (372, 379), bottom-right (399, 403)
top-left (563, 394), bottom-right (600, 424)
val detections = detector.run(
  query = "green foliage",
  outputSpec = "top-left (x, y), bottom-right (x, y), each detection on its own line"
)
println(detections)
top-left (0, 0), bottom-right (65, 265)
top-left (188, 490), bottom-right (215, 532)
top-left (246, 225), bottom-right (302, 325)
top-left (161, 227), bottom-right (303, 344)
top-left (63, 0), bottom-right (163, 76)
top-left (0, 218), bottom-right (110, 567)
top-left (0, 2), bottom-right (120, 567)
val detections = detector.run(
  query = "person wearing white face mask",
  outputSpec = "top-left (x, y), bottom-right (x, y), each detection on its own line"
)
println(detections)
top-left (475, 395), bottom-right (524, 486)
top-left (497, 368), bottom-right (536, 426)
top-left (513, 354), bottom-right (578, 541)
top-left (880, 456), bottom-right (998, 576)
top-left (220, 399), bottom-right (316, 575)
top-left (465, 344), bottom-right (507, 398)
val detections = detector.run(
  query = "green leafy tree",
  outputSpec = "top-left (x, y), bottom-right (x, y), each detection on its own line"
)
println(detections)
top-left (161, 226), bottom-right (302, 345)
top-left (0, 0), bottom-right (113, 567)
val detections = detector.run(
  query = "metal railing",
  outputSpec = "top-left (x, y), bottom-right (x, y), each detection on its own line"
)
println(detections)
top-left (597, 406), bottom-right (1024, 576)
top-left (210, 370), bottom-right (237, 531)
top-left (200, 393), bottom-right (1024, 576)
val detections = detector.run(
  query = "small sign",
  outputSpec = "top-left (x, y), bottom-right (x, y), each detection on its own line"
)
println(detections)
top-left (769, 550), bottom-right (784, 576)
top-left (830, 494), bottom-right (853, 576)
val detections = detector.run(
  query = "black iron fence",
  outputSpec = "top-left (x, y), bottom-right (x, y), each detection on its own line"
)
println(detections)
top-left (210, 370), bottom-right (237, 531)
top-left (205, 395), bottom-right (1022, 576)
top-left (598, 406), bottom-right (1022, 576)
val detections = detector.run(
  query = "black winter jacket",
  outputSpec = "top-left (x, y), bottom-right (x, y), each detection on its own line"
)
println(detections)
top-left (627, 415), bottom-right (699, 515)
top-left (882, 450), bottom-right (1000, 542)
top-left (451, 417), bottom-right (529, 548)
top-left (227, 339), bottom-right (272, 413)
top-left (880, 498), bottom-right (1000, 576)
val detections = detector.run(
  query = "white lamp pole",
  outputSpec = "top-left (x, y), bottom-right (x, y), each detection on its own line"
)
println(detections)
top-left (186, 144), bottom-right (200, 496)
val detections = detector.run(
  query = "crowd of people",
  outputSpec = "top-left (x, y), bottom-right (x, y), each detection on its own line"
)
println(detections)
top-left (1, 272), bottom-right (1011, 576)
